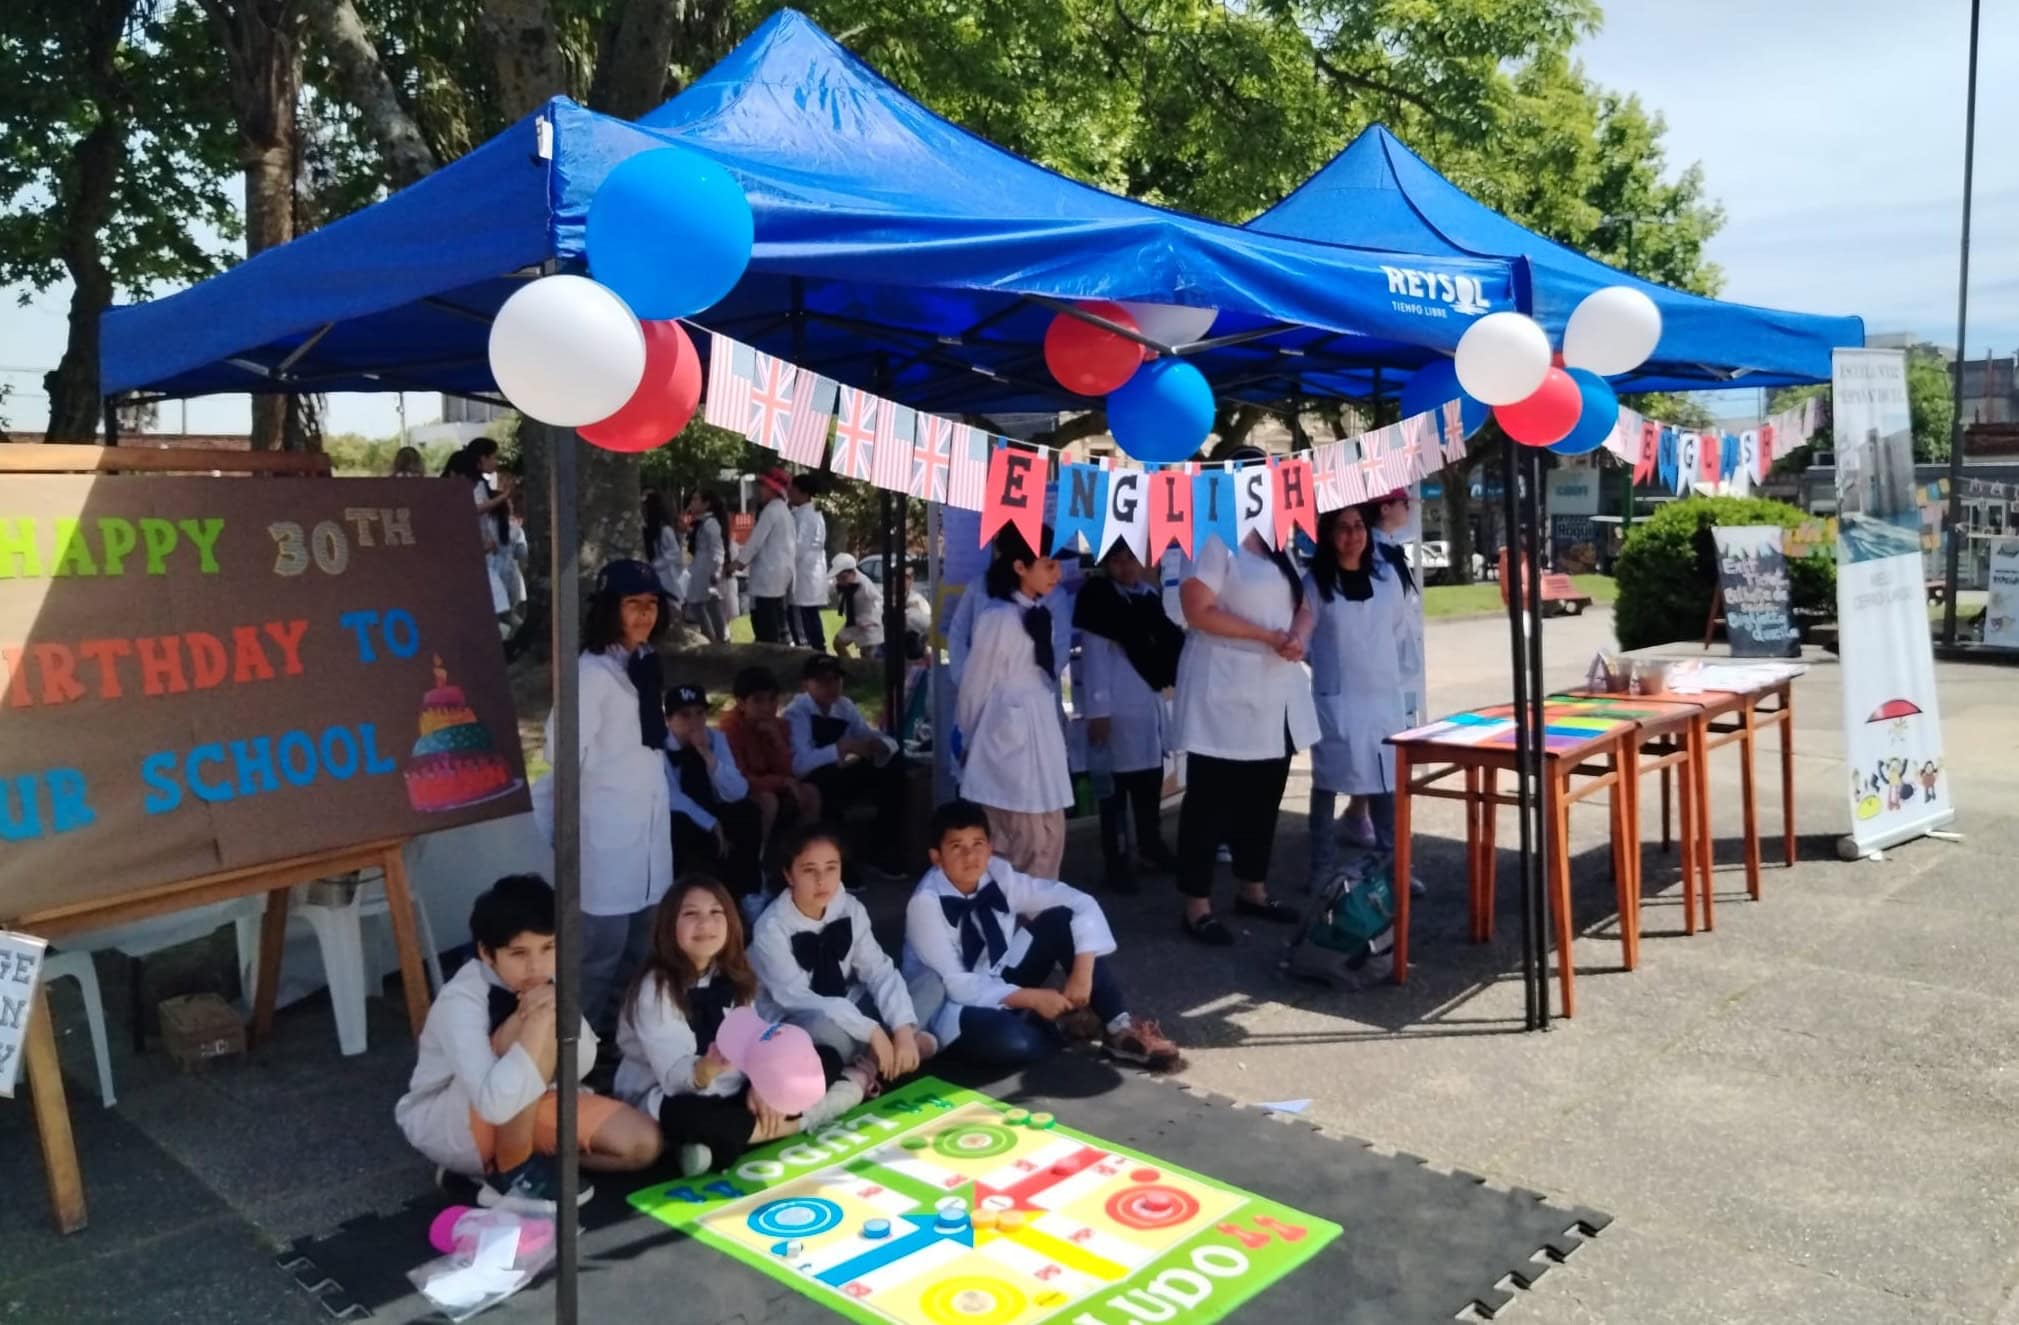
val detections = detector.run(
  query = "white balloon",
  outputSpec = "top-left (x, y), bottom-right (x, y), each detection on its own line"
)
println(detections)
top-left (1118, 300), bottom-right (1219, 347)
top-left (1453, 312), bottom-right (1552, 406)
top-left (487, 275), bottom-right (646, 427)
top-left (1562, 285), bottom-right (1662, 377)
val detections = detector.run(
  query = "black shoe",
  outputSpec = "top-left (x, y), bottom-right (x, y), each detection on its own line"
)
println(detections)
top-left (1233, 895), bottom-right (1301, 924)
top-left (1137, 848), bottom-right (1181, 875)
top-left (1180, 913), bottom-right (1235, 946)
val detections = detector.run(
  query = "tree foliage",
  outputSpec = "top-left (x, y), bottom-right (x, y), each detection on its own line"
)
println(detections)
top-left (1613, 494), bottom-right (1832, 650)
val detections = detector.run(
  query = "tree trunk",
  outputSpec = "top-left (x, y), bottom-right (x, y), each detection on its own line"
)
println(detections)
top-left (1442, 447), bottom-right (1494, 585)
top-left (43, 0), bottom-right (139, 442)
top-left (300, 0), bottom-right (435, 187)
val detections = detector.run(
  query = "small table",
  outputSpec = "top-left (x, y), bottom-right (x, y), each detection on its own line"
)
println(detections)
top-left (1390, 702), bottom-right (1645, 1018)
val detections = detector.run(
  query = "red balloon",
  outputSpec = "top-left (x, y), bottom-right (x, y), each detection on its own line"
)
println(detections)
top-left (1043, 302), bottom-right (1146, 396)
top-left (578, 319), bottom-right (702, 452)
top-left (1494, 367), bottom-right (1582, 447)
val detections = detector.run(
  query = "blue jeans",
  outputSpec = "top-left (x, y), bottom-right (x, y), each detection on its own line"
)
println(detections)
top-left (952, 907), bottom-right (1126, 1068)
top-left (1308, 790), bottom-right (1395, 891)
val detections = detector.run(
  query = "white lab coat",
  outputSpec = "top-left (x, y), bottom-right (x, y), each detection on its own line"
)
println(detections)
top-left (781, 693), bottom-right (894, 778)
top-left (531, 649), bottom-right (675, 917)
top-left (1076, 582), bottom-right (1169, 776)
top-left (662, 727), bottom-right (750, 831)
top-left (1169, 537), bottom-right (1319, 761)
top-left (833, 576), bottom-right (886, 650)
top-left (689, 515), bottom-right (726, 602)
top-left (393, 958), bottom-right (600, 1177)
top-left (1303, 569), bottom-right (1408, 794)
top-left (613, 970), bottom-right (747, 1118)
top-left (1374, 529), bottom-right (1428, 729)
top-left (748, 891), bottom-right (917, 1040)
top-left (904, 591), bottom-right (933, 641)
top-left (956, 596), bottom-right (1073, 814)
top-left (946, 576), bottom-right (1073, 691)
top-left (790, 503), bottom-right (828, 608)
top-left (901, 858), bottom-right (1115, 1047)
top-left (738, 499), bottom-right (796, 599)
top-left (650, 525), bottom-right (687, 602)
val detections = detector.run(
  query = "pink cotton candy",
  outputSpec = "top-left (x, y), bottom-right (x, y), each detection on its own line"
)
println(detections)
top-left (714, 1006), bottom-right (826, 1115)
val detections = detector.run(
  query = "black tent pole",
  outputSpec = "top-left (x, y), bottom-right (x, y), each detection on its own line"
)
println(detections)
top-left (877, 355), bottom-right (906, 736)
top-left (1498, 436), bottom-right (1540, 1027)
top-left (1940, 0), bottom-right (1981, 645)
top-left (548, 408), bottom-right (583, 1322)
top-left (1522, 446), bottom-right (1552, 1029)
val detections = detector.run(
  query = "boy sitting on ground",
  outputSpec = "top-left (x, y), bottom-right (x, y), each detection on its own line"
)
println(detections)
top-left (901, 799), bottom-right (1181, 1072)
top-left (394, 875), bottom-right (661, 1212)
top-left (719, 665), bottom-right (822, 846)
top-left (664, 682), bottom-right (765, 895)
top-left (782, 653), bottom-right (908, 874)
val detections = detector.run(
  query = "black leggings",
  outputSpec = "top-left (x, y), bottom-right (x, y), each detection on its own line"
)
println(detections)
top-left (1177, 751), bottom-right (1292, 898)
top-left (658, 1090), bottom-right (759, 1171)
top-left (1099, 768), bottom-right (1168, 864)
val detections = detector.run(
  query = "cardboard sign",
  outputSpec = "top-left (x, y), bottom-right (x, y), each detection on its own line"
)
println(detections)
top-left (1712, 525), bottom-right (1800, 658)
top-left (0, 930), bottom-right (47, 1096)
top-left (0, 477), bottom-right (528, 919)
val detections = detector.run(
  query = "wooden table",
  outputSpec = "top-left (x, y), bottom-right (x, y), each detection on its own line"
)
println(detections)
top-left (1390, 701), bottom-right (1646, 1018)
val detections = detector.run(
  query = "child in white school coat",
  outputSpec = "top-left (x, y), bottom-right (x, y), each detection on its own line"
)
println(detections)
top-left (1072, 543), bottom-right (1185, 893)
top-left (747, 826), bottom-right (942, 1121)
top-left (956, 527), bottom-right (1073, 878)
top-left (395, 876), bottom-right (660, 1213)
top-left (902, 800), bottom-right (1181, 1072)
top-left (615, 876), bottom-right (806, 1179)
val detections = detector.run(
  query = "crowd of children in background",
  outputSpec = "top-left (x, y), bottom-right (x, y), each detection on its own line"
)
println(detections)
top-left (401, 474), bottom-right (1419, 1214)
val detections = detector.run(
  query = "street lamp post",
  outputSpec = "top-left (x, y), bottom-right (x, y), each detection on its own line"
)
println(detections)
top-left (1941, 0), bottom-right (1981, 645)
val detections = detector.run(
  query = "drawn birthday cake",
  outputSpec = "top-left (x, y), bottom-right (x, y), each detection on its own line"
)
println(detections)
top-left (404, 656), bottom-right (517, 812)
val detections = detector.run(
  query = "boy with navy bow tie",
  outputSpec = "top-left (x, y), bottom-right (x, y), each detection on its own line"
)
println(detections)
top-left (901, 800), bottom-right (1180, 1071)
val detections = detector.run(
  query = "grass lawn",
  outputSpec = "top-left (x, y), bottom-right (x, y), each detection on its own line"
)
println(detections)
top-left (728, 607), bottom-right (846, 645)
top-left (1420, 574), bottom-right (1617, 619)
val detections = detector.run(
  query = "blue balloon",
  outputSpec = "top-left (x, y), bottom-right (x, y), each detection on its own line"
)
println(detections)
top-left (588, 148), bottom-right (754, 320)
top-left (1399, 356), bottom-right (1488, 438)
top-left (1551, 368), bottom-right (1619, 455)
top-left (1107, 358), bottom-right (1214, 464)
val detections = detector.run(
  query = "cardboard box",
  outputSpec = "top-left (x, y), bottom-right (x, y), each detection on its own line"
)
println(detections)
top-left (159, 993), bottom-right (246, 1071)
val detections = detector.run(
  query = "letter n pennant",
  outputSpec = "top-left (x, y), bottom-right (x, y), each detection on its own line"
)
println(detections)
top-left (1053, 461), bottom-right (1109, 555)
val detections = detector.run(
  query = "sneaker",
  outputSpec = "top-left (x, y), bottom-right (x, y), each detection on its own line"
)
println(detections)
top-left (1056, 1008), bottom-right (1103, 1043)
top-left (1337, 814), bottom-right (1377, 848)
top-left (435, 1165), bottom-right (483, 1205)
top-left (476, 1155), bottom-right (594, 1214)
top-left (1103, 1019), bottom-right (1182, 1073)
top-left (801, 1078), bottom-right (865, 1131)
top-left (677, 1143), bottom-right (713, 1178)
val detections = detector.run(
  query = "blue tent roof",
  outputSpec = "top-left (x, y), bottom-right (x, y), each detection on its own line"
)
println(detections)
top-left (1249, 125), bottom-right (1863, 393)
top-left (102, 11), bottom-right (1521, 421)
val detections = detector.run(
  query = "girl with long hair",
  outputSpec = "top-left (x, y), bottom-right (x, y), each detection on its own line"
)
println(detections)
top-left (685, 490), bottom-right (732, 643)
top-left (642, 489), bottom-right (686, 604)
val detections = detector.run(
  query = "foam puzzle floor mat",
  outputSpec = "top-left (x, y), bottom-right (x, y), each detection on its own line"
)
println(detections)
top-left (277, 1054), bottom-right (1609, 1324)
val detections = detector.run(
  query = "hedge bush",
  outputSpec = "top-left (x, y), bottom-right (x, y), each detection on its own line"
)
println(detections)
top-left (1613, 495), bottom-right (1834, 649)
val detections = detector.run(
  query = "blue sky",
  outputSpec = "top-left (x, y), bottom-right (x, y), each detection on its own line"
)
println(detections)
top-left (2, 0), bottom-right (2008, 438)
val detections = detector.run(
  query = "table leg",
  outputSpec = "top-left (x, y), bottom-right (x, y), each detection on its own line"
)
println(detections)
top-left (1660, 752), bottom-right (1672, 852)
top-left (380, 846), bottom-right (431, 1037)
top-left (1480, 767), bottom-right (1499, 942)
top-left (1549, 767), bottom-right (1576, 1018)
top-left (1625, 743), bottom-right (1643, 954)
top-left (1464, 766), bottom-right (1483, 943)
top-left (1677, 736), bottom-right (1698, 936)
top-left (1610, 752), bottom-right (1636, 971)
top-left (1740, 703), bottom-right (1762, 900)
top-left (1694, 716), bottom-right (1715, 932)
top-left (251, 885), bottom-right (291, 1045)
top-left (1779, 687), bottom-right (1797, 868)
top-left (25, 984), bottom-right (87, 1233)
top-left (1393, 748), bottom-right (1413, 985)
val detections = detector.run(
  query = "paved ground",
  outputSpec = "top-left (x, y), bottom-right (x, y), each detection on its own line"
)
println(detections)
top-left (7, 607), bottom-right (2017, 1323)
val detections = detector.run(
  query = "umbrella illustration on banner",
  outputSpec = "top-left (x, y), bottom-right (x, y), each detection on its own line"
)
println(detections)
top-left (1866, 697), bottom-right (1922, 746)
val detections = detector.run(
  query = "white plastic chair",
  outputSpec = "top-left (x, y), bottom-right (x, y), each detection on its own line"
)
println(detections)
top-left (40, 950), bottom-right (115, 1108)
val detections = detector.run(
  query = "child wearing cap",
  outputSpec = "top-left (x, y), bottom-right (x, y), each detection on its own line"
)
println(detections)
top-left (828, 554), bottom-right (885, 657)
top-left (663, 683), bottom-right (766, 895)
top-left (783, 654), bottom-right (908, 875)
top-left (719, 666), bottom-right (821, 848)
top-left (737, 467), bottom-right (798, 644)
top-left (530, 558), bottom-right (675, 1033)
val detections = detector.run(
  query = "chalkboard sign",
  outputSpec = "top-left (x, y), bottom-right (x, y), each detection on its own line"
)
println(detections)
top-left (1711, 525), bottom-right (1801, 658)
top-left (0, 477), bottom-right (528, 919)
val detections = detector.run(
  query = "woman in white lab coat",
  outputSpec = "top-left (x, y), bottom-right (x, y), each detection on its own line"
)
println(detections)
top-left (1169, 453), bottom-right (1319, 946)
top-left (532, 559), bottom-right (675, 1034)
top-left (788, 475), bottom-right (830, 651)
top-left (737, 468), bottom-right (798, 645)
top-left (1303, 505), bottom-right (1408, 891)
top-left (1337, 488), bottom-right (1425, 849)
top-left (1073, 543), bottom-right (1183, 892)
top-left (956, 528), bottom-right (1073, 878)
top-left (684, 492), bottom-right (731, 643)
top-left (643, 489), bottom-right (686, 605)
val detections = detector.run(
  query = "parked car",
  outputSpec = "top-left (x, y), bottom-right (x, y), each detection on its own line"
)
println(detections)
top-left (858, 552), bottom-right (930, 588)
top-left (1417, 540), bottom-right (1483, 585)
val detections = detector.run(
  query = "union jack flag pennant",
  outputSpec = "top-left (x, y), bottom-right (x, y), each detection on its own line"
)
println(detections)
top-left (743, 352), bottom-right (798, 451)
top-left (781, 373), bottom-right (837, 466)
top-left (1312, 440), bottom-right (1349, 513)
top-left (871, 400), bottom-right (917, 493)
top-left (1402, 411), bottom-right (1441, 483)
top-left (1440, 398), bottom-right (1469, 465)
top-left (702, 333), bottom-right (754, 432)
top-left (947, 423), bottom-right (991, 511)
top-left (1374, 423), bottom-right (1411, 493)
top-left (1352, 432), bottom-right (1386, 502)
top-left (830, 386), bottom-right (879, 481)
top-left (1336, 439), bottom-right (1370, 506)
top-left (911, 413), bottom-right (954, 503)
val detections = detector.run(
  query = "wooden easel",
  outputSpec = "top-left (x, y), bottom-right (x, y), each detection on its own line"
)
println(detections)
top-left (1703, 586), bottom-right (1725, 650)
top-left (2, 444), bottom-right (433, 1235)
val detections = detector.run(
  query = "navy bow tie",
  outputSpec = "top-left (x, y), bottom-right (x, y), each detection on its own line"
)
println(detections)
top-left (940, 881), bottom-right (1010, 969)
top-left (789, 917), bottom-right (854, 998)
top-left (686, 978), bottom-right (735, 1053)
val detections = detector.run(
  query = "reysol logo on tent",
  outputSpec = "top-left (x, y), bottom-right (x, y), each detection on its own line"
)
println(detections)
top-left (1379, 266), bottom-right (1491, 318)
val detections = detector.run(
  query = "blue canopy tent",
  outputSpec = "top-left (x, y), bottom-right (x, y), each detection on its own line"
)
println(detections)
top-left (1246, 123), bottom-right (1863, 396)
top-left (103, 10), bottom-right (1520, 426)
